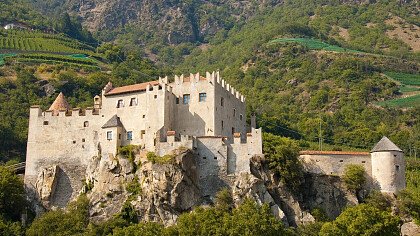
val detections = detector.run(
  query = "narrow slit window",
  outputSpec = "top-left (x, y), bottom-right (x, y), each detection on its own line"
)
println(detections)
top-left (176, 97), bottom-right (179, 104)
top-left (233, 109), bottom-right (236, 117)
top-left (239, 114), bottom-right (243, 121)
top-left (221, 97), bottom-right (224, 106)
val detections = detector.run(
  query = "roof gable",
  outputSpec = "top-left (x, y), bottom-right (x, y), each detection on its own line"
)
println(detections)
top-left (371, 136), bottom-right (402, 153)
top-left (102, 115), bottom-right (123, 128)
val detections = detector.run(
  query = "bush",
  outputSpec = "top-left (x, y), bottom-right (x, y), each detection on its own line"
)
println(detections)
top-left (262, 133), bottom-right (304, 193)
top-left (0, 165), bottom-right (26, 221)
top-left (397, 190), bottom-right (420, 225)
top-left (319, 204), bottom-right (400, 236)
top-left (146, 152), bottom-right (175, 165)
top-left (126, 176), bottom-right (141, 196)
top-left (343, 164), bottom-right (366, 194)
top-left (214, 188), bottom-right (233, 211)
top-left (26, 195), bottom-right (89, 236)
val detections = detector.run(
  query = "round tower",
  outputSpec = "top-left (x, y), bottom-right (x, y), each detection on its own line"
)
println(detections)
top-left (370, 136), bottom-right (405, 194)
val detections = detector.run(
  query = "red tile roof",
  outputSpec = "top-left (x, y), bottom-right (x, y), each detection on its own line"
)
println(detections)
top-left (105, 81), bottom-right (160, 96)
top-left (299, 151), bottom-right (370, 156)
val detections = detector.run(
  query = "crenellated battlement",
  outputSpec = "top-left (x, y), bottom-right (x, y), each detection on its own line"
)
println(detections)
top-left (171, 71), bottom-right (245, 103)
top-left (30, 106), bottom-right (101, 119)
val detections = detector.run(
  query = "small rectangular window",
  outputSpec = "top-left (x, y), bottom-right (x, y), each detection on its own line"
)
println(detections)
top-left (221, 97), bottom-right (224, 106)
top-left (129, 98), bottom-right (137, 106)
top-left (176, 98), bottom-right (179, 104)
top-left (141, 130), bottom-right (145, 139)
top-left (154, 95), bottom-right (157, 99)
top-left (107, 131), bottom-right (112, 140)
top-left (222, 120), bottom-right (224, 130)
top-left (43, 121), bottom-right (49, 125)
top-left (117, 100), bottom-right (124, 108)
top-left (396, 165), bottom-right (400, 171)
top-left (119, 133), bottom-right (121, 140)
top-left (233, 109), bottom-right (236, 117)
top-left (232, 127), bottom-right (235, 135)
top-left (199, 93), bottom-right (207, 102)
top-left (183, 94), bottom-right (190, 104)
top-left (240, 114), bottom-right (243, 121)
top-left (127, 131), bottom-right (133, 140)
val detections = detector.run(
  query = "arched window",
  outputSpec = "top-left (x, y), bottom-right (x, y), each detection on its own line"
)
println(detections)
top-left (84, 121), bottom-right (89, 127)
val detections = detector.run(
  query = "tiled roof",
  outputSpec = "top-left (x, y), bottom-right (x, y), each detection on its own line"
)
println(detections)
top-left (105, 81), bottom-right (160, 96)
top-left (102, 115), bottom-right (123, 128)
top-left (299, 151), bottom-right (370, 156)
top-left (49, 92), bottom-right (70, 111)
top-left (371, 136), bottom-right (402, 152)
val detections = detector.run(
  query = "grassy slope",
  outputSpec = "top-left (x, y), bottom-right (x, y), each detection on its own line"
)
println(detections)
top-left (379, 72), bottom-right (420, 108)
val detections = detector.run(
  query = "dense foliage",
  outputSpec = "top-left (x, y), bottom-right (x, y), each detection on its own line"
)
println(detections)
top-left (26, 195), bottom-right (90, 236)
top-left (343, 164), bottom-right (366, 194)
top-left (319, 204), bottom-right (401, 236)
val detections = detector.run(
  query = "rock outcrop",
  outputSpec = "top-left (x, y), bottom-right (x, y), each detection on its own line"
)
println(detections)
top-left (35, 165), bottom-right (59, 209)
top-left (86, 149), bottom-right (200, 225)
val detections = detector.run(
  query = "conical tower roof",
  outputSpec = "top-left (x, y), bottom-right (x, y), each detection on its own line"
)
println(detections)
top-left (371, 136), bottom-right (402, 153)
top-left (49, 92), bottom-right (70, 111)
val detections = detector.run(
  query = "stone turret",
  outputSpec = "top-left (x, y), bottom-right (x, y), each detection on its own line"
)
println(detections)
top-left (371, 136), bottom-right (406, 194)
top-left (49, 92), bottom-right (70, 116)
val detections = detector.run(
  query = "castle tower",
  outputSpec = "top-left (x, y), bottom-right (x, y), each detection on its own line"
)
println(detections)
top-left (370, 136), bottom-right (406, 194)
top-left (49, 92), bottom-right (70, 116)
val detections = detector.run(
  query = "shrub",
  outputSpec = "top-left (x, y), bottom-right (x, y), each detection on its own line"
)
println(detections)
top-left (126, 176), bottom-right (141, 196)
top-left (26, 195), bottom-right (89, 236)
top-left (214, 188), bottom-right (233, 211)
top-left (319, 204), bottom-right (400, 236)
top-left (146, 152), bottom-right (175, 164)
top-left (397, 190), bottom-right (420, 225)
top-left (343, 164), bottom-right (366, 193)
top-left (262, 133), bottom-right (304, 193)
top-left (0, 165), bottom-right (26, 221)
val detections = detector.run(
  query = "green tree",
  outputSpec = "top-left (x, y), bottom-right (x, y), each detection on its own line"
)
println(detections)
top-left (262, 133), bottom-right (303, 193)
top-left (0, 166), bottom-right (25, 221)
top-left (319, 204), bottom-right (401, 236)
top-left (26, 195), bottom-right (89, 236)
top-left (343, 164), bottom-right (366, 195)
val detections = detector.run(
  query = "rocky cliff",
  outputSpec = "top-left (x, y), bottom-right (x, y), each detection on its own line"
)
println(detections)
top-left (30, 0), bottom-right (283, 43)
top-left (32, 148), bottom-right (360, 226)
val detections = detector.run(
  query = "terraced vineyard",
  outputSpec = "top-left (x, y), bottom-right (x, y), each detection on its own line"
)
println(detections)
top-left (270, 38), bottom-right (362, 53)
top-left (0, 29), bottom-right (96, 55)
top-left (0, 29), bottom-right (105, 69)
top-left (379, 72), bottom-right (420, 108)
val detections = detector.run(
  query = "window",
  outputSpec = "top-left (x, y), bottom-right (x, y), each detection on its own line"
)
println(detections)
top-left (154, 95), bottom-right (157, 99)
top-left (221, 97), bottom-right (224, 106)
top-left (43, 121), bottom-right (49, 125)
top-left (107, 131), bottom-right (112, 140)
top-left (183, 94), bottom-right (190, 104)
top-left (84, 121), bottom-right (89, 127)
top-left (222, 120), bottom-right (224, 130)
top-left (119, 133), bottom-right (121, 140)
top-left (82, 138), bottom-right (85, 142)
top-left (240, 114), bottom-right (243, 121)
top-left (130, 98), bottom-right (137, 106)
top-left (396, 165), bottom-right (400, 171)
top-left (214, 156), bottom-right (217, 160)
top-left (117, 99), bottom-right (124, 108)
top-left (127, 131), bottom-right (133, 140)
top-left (141, 130), bottom-right (145, 139)
top-left (233, 109), bottom-right (236, 117)
top-left (143, 115), bottom-right (146, 118)
top-left (199, 93), bottom-right (207, 102)
top-left (176, 98), bottom-right (179, 104)
top-left (232, 127), bottom-right (235, 135)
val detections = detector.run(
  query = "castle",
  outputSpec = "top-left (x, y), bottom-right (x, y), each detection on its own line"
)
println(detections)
top-left (24, 71), bottom-right (405, 211)
top-left (25, 71), bottom-right (263, 207)
top-left (299, 136), bottom-right (406, 194)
